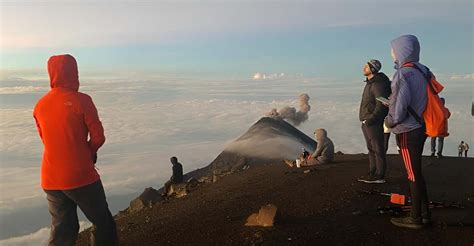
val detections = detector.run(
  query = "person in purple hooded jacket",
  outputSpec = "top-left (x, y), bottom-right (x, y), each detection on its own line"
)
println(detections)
top-left (384, 35), bottom-right (430, 229)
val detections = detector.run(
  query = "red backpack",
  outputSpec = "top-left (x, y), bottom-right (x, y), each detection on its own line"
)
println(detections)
top-left (403, 63), bottom-right (450, 137)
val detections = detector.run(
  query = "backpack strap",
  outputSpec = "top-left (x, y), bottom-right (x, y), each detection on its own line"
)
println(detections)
top-left (403, 63), bottom-right (436, 94)
top-left (407, 106), bottom-right (423, 125)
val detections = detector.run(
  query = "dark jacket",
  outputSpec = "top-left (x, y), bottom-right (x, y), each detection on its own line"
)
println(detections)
top-left (359, 73), bottom-right (391, 125)
top-left (171, 163), bottom-right (183, 183)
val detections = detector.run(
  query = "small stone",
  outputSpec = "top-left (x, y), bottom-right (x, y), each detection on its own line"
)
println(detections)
top-left (245, 204), bottom-right (279, 227)
top-left (245, 213), bottom-right (259, 226)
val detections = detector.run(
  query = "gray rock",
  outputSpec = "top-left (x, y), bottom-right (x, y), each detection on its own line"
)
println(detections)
top-left (129, 187), bottom-right (163, 212)
top-left (197, 176), bottom-right (212, 183)
top-left (186, 177), bottom-right (199, 190)
top-left (168, 183), bottom-right (188, 198)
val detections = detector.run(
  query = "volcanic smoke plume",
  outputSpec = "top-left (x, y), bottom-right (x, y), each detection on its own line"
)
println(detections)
top-left (266, 94), bottom-right (311, 126)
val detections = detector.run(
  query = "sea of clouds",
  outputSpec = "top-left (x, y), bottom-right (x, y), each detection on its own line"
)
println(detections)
top-left (0, 73), bottom-right (472, 245)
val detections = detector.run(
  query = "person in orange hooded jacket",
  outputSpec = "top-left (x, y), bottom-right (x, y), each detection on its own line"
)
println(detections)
top-left (34, 54), bottom-right (117, 245)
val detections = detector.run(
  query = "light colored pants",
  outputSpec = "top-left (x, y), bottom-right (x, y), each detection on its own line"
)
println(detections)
top-left (300, 157), bottom-right (327, 166)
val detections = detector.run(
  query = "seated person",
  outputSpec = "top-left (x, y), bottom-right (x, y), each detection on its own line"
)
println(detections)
top-left (285, 128), bottom-right (334, 167)
top-left (163, 156), bottom-right (184, 197)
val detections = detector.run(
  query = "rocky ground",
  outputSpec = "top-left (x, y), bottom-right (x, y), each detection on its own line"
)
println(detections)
top-left (77, 154), bottom-right (474, 246)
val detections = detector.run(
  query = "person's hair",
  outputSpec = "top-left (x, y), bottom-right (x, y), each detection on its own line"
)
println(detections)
top-left (170, 156), bottom-right (178, 163)
top-left (461, 141), bottom-right (464, 144)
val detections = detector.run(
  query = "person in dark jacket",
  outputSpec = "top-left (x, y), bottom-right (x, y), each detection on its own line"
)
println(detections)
top-left (163, 156), bottom-right (184, 197)
top-left (385, 35), bottom-right (429, 229)
top-left (357, 59), bottom-right (391, 184)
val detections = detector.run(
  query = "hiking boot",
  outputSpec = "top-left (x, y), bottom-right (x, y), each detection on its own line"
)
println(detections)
top-left (359, 175), bottom-right (386, 184)
top-left (284, 160), bottom-right (295, 167)
top-left (390, 216), bottom-right (424, 229)
top-left (421, 210), bottom-right (432, 225)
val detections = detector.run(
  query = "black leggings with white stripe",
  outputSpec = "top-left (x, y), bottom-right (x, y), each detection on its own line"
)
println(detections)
top-left (396, 127), bottom-right (429, 219)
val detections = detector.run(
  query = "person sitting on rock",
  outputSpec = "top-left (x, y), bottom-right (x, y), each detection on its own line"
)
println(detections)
top-left (163, 156), bottom-right (184, 197)
top-left (285, 128), bottom-right (335, 167)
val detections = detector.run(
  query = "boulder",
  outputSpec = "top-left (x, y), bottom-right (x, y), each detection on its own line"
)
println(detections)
top-left (168, 183), bottom-right (188, 198)
top-left (245, 204), bottom-right (279, 227)
top-left (186, 177), bottom-right (199, 190)
top-left (129, 187), bottom-right (163, 212)
top-left (198, 176), bottom-right (212, 183)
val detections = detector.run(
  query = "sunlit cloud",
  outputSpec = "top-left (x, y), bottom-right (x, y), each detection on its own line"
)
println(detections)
top-left (0, 221), bottom-right (91, 246)
top-left (0, 86), bottom-right (46, 94)
top-left (253, 72), bottom-right (286, 80)
top-left (449, 73), bottom-right (474, 81)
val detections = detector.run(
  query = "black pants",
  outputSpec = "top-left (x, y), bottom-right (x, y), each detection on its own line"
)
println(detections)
top-left (362, 123), bottom-right (387, 178)
top-left (44, 180), bottom-right (118, 246)
top-left (396, 127), bottom-right (429, 219)
top-left (430, 137), bottom-right (444, 155)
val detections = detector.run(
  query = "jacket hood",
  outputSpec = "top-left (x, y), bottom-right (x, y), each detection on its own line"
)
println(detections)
top-left (391, 35), bottom-right (420, 68)
top-left (315, 128), bottom-right (327, 140)
top-left (48, 54), bottom-right (80, 91)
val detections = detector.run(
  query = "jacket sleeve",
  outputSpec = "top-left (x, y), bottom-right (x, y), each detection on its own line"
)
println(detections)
top-left (82, 95), bottom-right (105, 153)
top-left (311, 140), bottom-right (324, 159)
top-left (365, 81), bottom-right (390, 125)
top-left (385, 72), bottom-right (410, 128)
top-left (33, 111), bottom-right (43, 142)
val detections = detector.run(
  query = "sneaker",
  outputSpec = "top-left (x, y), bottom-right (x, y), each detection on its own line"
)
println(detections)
top-left (391, 216), bottom-right (424, 229)
top-left (357, 173), bottom-right (374, 182)
top-left (359, 175), bottom-right (386, 184)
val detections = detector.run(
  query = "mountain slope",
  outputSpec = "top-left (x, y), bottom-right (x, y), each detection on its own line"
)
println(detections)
top-left (77, 155), bottom-right (474, 245)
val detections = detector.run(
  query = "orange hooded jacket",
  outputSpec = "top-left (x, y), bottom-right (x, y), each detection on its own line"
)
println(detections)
top-left (34, 54), bottom-right (105, 190)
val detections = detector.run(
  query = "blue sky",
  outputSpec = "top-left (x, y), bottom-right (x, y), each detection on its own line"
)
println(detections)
top-left (1, 0), bottom-right (472, 79)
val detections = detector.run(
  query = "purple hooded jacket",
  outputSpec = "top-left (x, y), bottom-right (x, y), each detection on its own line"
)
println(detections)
top-left (385, 35), bottom-right (428, 134)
